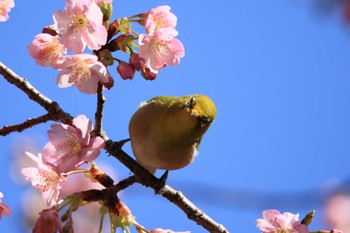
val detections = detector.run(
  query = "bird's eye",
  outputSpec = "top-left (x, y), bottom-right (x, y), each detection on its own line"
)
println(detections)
top-left (185, 97), bottom-right (196, 108)
top-left (200, 117), bottom-right (211, 127)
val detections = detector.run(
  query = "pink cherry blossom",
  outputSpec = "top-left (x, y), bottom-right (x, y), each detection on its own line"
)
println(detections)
top-left (53, 0), bottom-right (107, 53)
top-left (0, 192), bottom-right (11, 219)
top-left (139, 28), bottom-right (185, 73)
top-left (21, 152), bottom-right (63, 207)
top-left (42, 115), bottom-right (105, 173)
top-left (56, 54), bottom-right (110, 94)
top-left (150, 229), bottom-right (190, 233)
top-left (28, 33), bottom-right (66, 69)
top-left (0, 0), bottom-right (15, 22)
top-left (256, 209), bottom-right (309, 233)
top-left (33, 208), bottom-right (63, 233)
top-left (145, 5), bottom-right (177, 33)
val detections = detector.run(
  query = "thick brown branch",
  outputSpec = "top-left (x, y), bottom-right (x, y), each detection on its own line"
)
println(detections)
top-left (0, 61), bottom-right (73, 126)
top-left (104, 139), bottom-right (229, 233)
top-left (0, 113), bottom-right (53, 136)
top-left (94, 82), bottom-right (105, 136)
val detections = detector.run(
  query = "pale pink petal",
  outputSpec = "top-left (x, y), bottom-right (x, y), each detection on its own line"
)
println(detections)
top-left (73, 115), bottom-right (92, 145)
top-left (57, 68), bottom-right (76, 87)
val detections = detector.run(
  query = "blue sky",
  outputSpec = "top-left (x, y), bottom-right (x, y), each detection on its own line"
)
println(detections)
top-left (1, 0), bottom-right (350, 232)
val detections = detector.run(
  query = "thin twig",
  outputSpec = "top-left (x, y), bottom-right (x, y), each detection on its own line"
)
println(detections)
top-left (0, 61), bottom-right (73, 126)
top-left (0, 113), bottom-right (53, 136)
top-left (112, 175), bottom-right (137, 193)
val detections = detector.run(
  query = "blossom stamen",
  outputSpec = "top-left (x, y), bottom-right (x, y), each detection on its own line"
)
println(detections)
top-left (71, 12), bottom-right (89, 32)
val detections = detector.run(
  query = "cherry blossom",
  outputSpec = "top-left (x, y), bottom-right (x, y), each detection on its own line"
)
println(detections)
top-left (56, 54), bottom-right (110, 94)
top-left (53, 0), bottom-right (107, 53)
top-left (28, 33), bottom-right (66, 69)
top-left (139, 28), bottom-right (185, 73)
top-left (145, 5), bottom-right (177, 33)
top-left (0, 0), bottom-right (15, 22)
top-left (0, 192), bottom-right (11, 219)
top-left (21, 152), bottom-right (63, 207)
top-left (42, 115), bottom-right (105, 173)
top-left (33, 208), bottom-right (63, 233)
top-left (256, 209), bottom-right (309, 233)
top-left (150, 229), bottom-right (190, 233)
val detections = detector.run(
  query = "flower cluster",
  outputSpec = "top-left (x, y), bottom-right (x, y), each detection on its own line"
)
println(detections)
top-left (28, 0), bottom-right (111, 94)
top-left (256, 209), bottom-right (343, 233)
top-left (0, 0), bottom-right (15, 22)
top-left (256, 209), bottom-right (309, 233)
top-left (114, 5), bottom-right (185, 80)
top-left (28, 0), bottom-right (185, 91)
top-left (139, 6), bottom-right (185, 74)
top-left (22, 115), bottom-right (104, 207)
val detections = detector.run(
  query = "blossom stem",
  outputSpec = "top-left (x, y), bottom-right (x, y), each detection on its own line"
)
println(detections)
top-left (57, 198), bottom-right (74, 212)
top-left (134, 221), bottom-right (149, 233)
top-left (98, 213), bottom-right (105, 233)
top-left (130, 29), bottom-right (139, 37)
top-left (62, 169), bottom-right (88, 177)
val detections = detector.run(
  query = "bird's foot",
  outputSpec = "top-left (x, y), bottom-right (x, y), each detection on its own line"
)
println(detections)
top-left (154, 170), bottom-right (169, 194)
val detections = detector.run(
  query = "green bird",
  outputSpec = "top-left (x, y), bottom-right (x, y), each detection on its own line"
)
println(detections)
top-left (129, 94), bottom-right (216, 174)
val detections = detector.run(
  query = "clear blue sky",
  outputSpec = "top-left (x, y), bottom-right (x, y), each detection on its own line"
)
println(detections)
top-left (1, 0), bottom-right (350, 232)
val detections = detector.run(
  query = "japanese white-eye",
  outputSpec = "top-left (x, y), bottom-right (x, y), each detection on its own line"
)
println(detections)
top-left (128, 94), bottom-right (216, 174)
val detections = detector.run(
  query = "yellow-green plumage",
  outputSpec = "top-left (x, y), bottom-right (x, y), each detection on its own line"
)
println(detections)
top-left (128, 94), bottom-right (216, 173)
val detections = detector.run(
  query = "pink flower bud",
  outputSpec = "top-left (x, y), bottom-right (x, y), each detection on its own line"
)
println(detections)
top-left (117, 61), bottom-right (135, 80)
top-left (331, 230), bottom-right (343, 233)
top-left (129, 51), bottom-right (145, 71)
top-left (141, 66), bottom-right (157, 80)
top-left (103, 75), bottom-right (114, 90)
top-left (33, 208), bottom-right (63, 233)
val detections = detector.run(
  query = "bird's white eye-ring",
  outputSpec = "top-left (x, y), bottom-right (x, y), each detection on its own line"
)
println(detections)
top-left (185, 97), bottom-right (196, 108)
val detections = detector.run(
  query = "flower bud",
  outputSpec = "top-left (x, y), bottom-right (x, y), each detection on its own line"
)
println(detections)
top-left (98, 49), bottom-right (114, 66)
top-left (117, 61), bottom-right (135, 80)
top-left (301, 210), bottom-right (315, 226)
top-left (129, 51), bottom-right (145, 71)
top-left (42, 26), bottom-right (58, 36)
top-left (141, 66), bottom-right (157, 80)
top-left (109, 201), bottom-right (135, 232)
top-left (33, 208), bottom-right (62, 233)
top-left (103, 75), bottom-right (114, 90)
top-left (101, 2), bottom-right (113, 28)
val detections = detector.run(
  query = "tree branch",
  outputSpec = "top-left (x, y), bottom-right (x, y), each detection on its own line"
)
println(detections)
top-left (0, 61), bottom-right (73, 126)
top-left (104, 139), bottom-right (229, 233)
top-left (0, 61), bottom-right (229, 232)
top-left (0, 113), bottom-right (53, 136)
top-left (94, 82), bottom-right (105, 136)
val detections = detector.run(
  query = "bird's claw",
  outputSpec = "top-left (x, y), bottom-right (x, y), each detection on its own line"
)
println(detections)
top-left (109, 138), bottom-right (130, 152)
top-left (154, 170), bottom-right (169, 194)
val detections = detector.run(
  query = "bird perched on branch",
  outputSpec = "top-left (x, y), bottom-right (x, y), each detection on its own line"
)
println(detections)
top-left (129, 94), bottom-right (216, 174)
